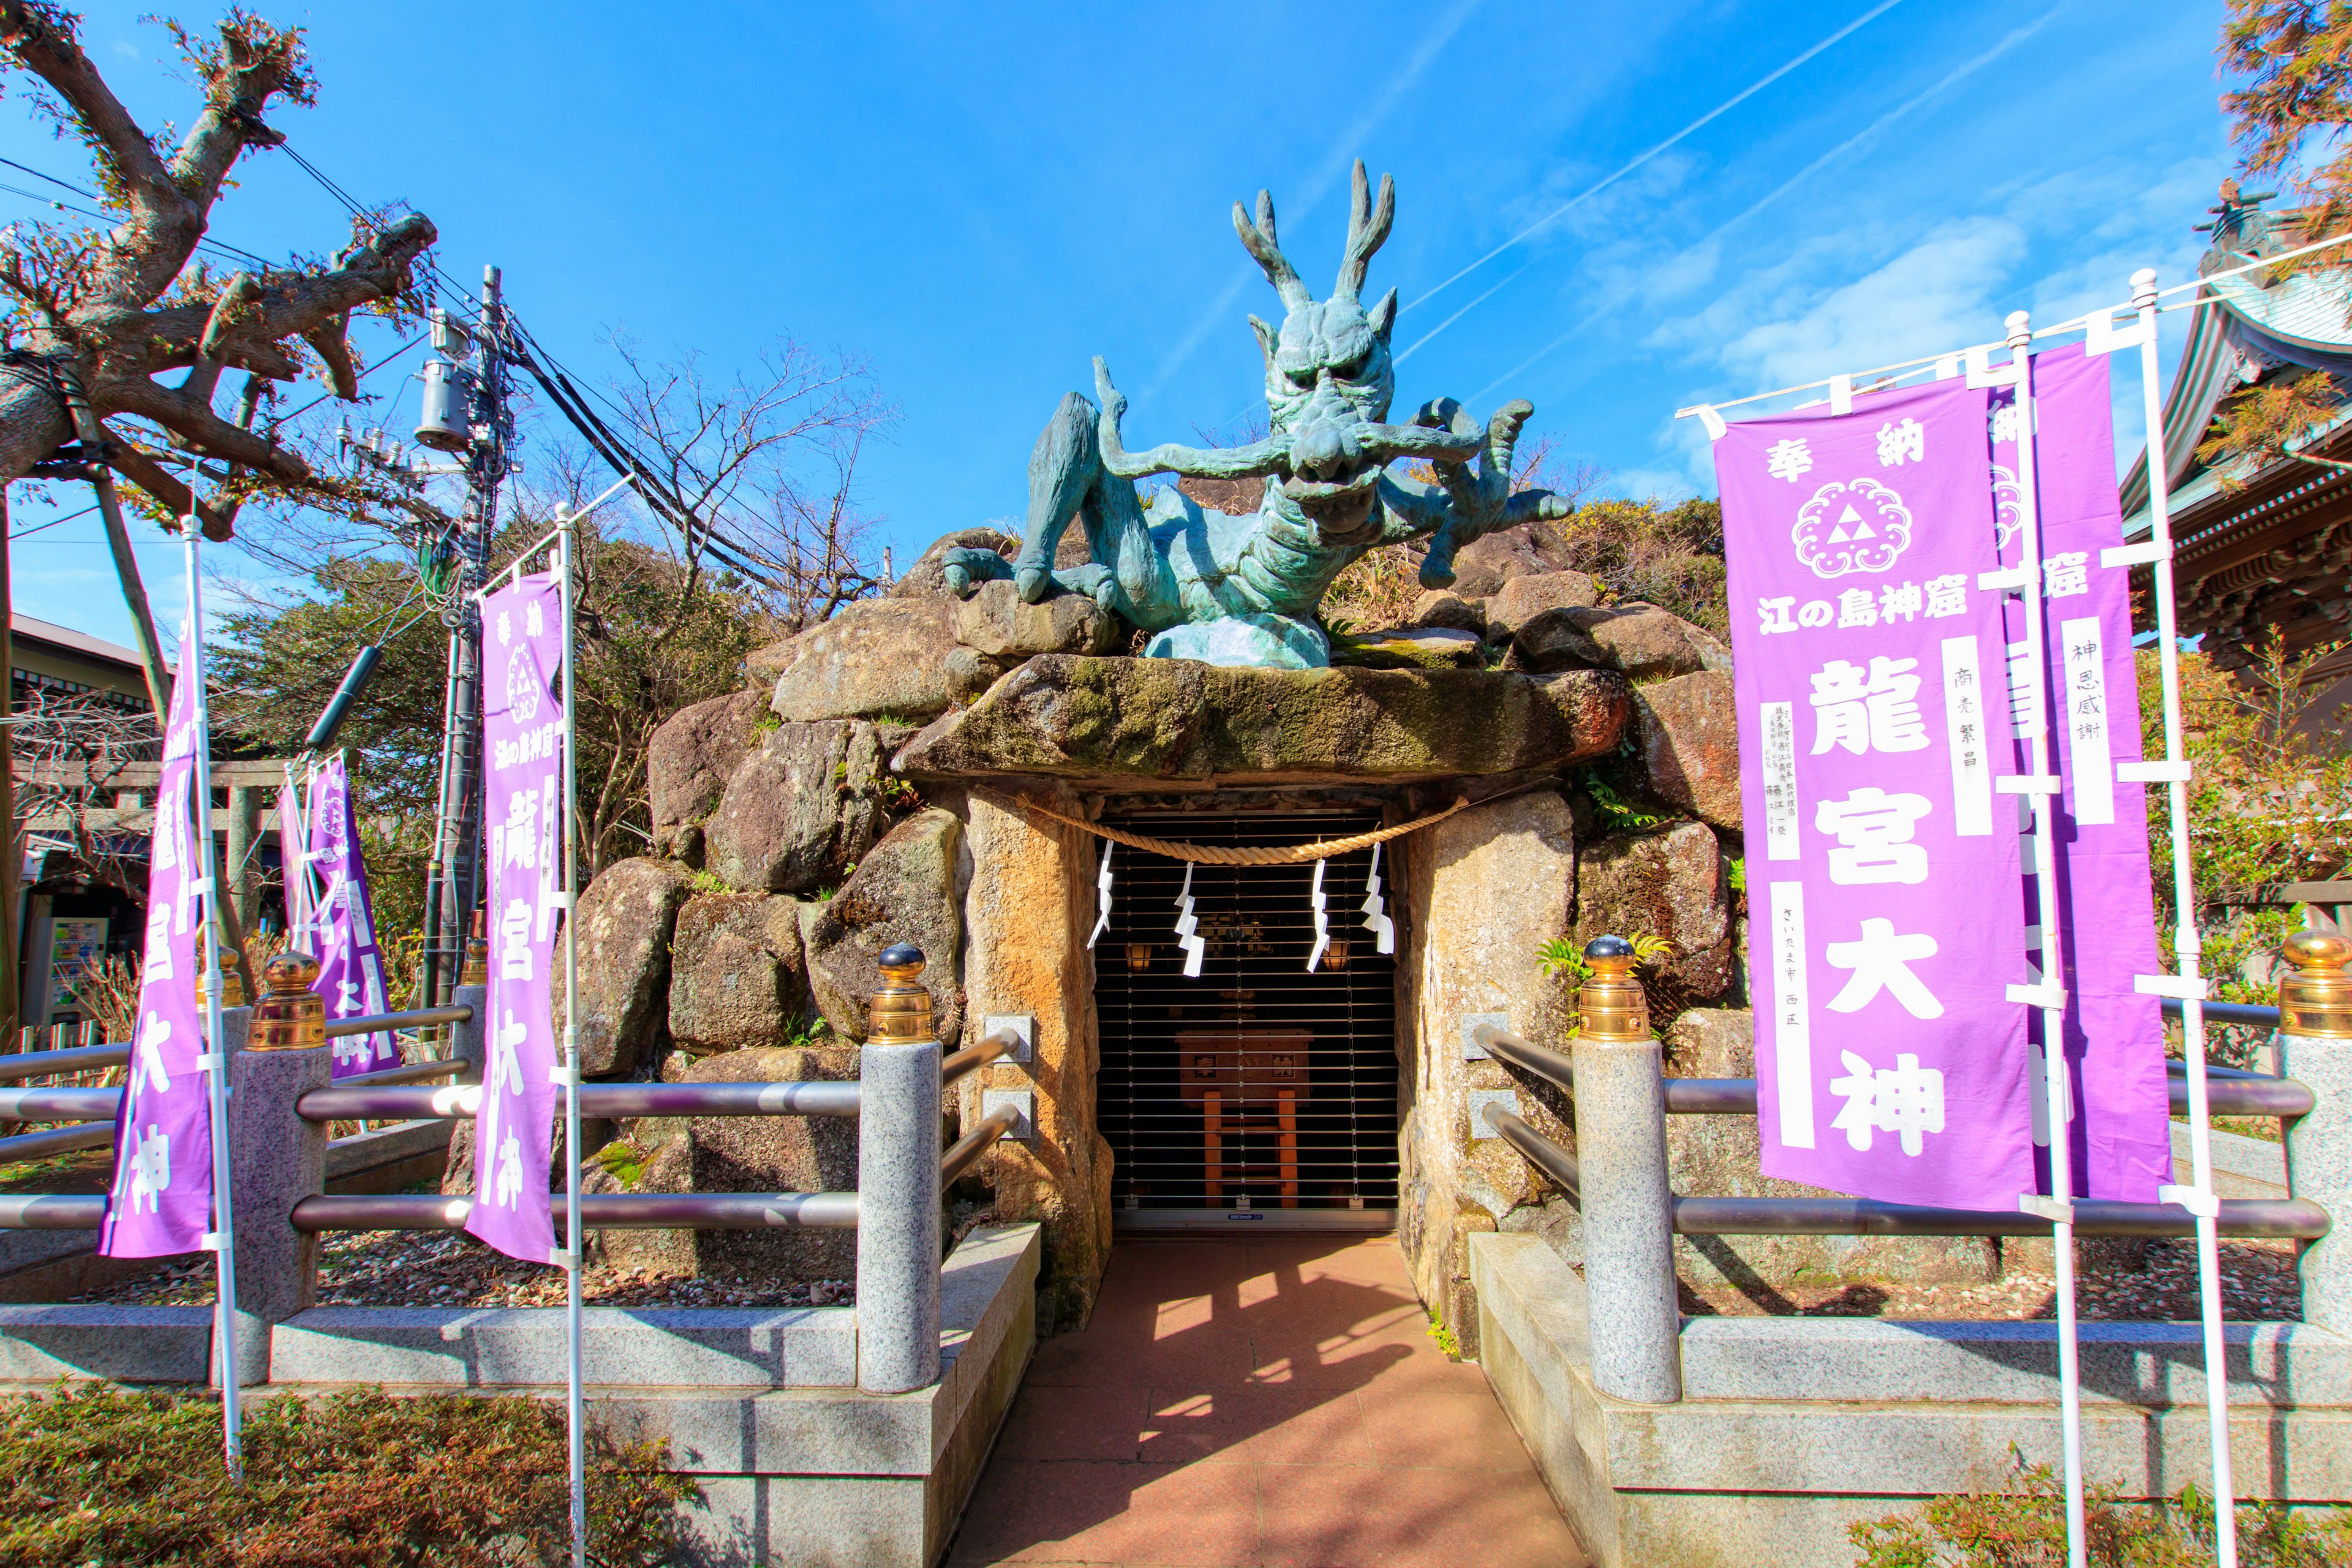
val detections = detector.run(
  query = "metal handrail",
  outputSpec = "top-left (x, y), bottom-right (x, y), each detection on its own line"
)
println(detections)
top-left (0, 1003), bottom-right (477, 1087)
top-left (941, 1028), bottom-right (1020, 1088)
top-left (1472, 1022), bottom-right (1574, 1092)
top-left (1657, 1072), bottom-right (2313, 1120)
top-left (0, 1086), bottom-right (119, 1123)
top-left (325, 1005), bottom-right (473, 1039)
top-left (1672, 1195), bottom-right (2331, 1240)
top-left (334, 1058), bottom-right (466, 1088)
top-left (1486, 1106), bottom-right (1579, 1198)
top-left (0, 1194), bottom-right (104, 1229)
top-left (287, 1190), bottom-right (861, 1232)
top-left (296, 1079), bottom-right (862, 1123)
top-left (942, 1103), bottom-right (1022, 1186)
top-left (0, 1042), bottom-right (129, 1084)
top-left (0, 1123), bottom-right (115, 1164)
top-left (1475, 1098), bottom-right (2330, 1242)
top-left (2160, 997), bottom-right (2281, 1029)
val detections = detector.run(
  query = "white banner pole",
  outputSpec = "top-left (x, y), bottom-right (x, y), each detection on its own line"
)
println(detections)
top-left (559, 516), bottom-right (587, 1568)
top-left (183, 472), bottom-right (243, 1475)
top-left (2120, 265), bottom-right (2239, 1566)
top-left (1998, 310), bottom-right (2089, 1566)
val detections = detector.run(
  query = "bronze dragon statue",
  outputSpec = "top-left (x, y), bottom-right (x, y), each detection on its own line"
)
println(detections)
top-left (941, 161), bottom-right (1575, 668)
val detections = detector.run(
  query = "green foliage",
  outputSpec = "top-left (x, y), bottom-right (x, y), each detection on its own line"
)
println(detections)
top-left (1850, 1457), bottom-right (2352, 1566)
top-left (1424, 1306), bottom-right (1461, 1359)
top-left (753, 709), bottom-right (782, 734)
top-left (1542, 497), bottom-right (1729, 635)
top-left (684, 869), bottom-right (733, 897)
top-left (1577, 769), bottom-right (1669, 832)
top-left (0, 1381), bottom-right (696, 1566)
top-left (781, 1013), bottom-right (834, 1049)
top-left (591, 1139), bottom-right (649, 1189)
top-left (1726, 855), bottom-right (1747, 895)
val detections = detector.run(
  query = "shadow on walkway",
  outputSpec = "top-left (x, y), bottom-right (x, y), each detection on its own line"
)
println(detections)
top-left (948, 1234), bottom-right (1586, 1567)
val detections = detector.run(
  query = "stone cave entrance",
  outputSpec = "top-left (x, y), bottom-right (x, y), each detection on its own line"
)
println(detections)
top-left (1092, 809), bottom-right (1401, 1232)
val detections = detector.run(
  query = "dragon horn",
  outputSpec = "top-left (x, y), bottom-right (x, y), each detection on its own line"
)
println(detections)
top-left (1335, 161), bottom-right (1395, 300)
top-left (1234, 189), bottom-right (1313, 312)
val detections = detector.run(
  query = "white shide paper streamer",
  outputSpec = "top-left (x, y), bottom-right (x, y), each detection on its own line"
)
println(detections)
top-left (1086, 842), bottom-right (1114, 949)
top-left (1305, 859), bottom-right (1331, 973)
top-left (1172, 862), bottom-right (1206, 978)
top-left (1359, 842), bottom-right (1395, 954)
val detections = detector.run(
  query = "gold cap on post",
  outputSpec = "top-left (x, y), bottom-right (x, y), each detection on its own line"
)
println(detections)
top-left (867, 943), bottom-right (934, 1044)
top-left (2278, 929), bottom-right (2352, 1040)
top-left (1576, 935), bottom-right (1652, 1044)
top-left (251, 950), bottom-right (326, 1051)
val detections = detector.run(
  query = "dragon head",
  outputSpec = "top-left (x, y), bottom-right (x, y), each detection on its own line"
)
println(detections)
top-left (1235, 162), bottom-right (1400, 535)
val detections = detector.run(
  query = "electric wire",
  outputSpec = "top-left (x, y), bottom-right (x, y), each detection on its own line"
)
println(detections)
top-left (8, 502), bottom-right (97, 540)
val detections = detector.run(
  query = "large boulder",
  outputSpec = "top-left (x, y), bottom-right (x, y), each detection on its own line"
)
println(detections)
top-left (1327, 626), bottom-right (1485, 671)
top-left (1630, 670), bottom-right (1740, 831)
top-left (1445, 522), bottom-right (1578, 598)
top-left (804, 808), bottom-right (965, 1047)
top-left (1507, 605), bottom-right (1730, 684)
top-left (1573, 823), bottom-right (1732, 1000)
top-left (646, 688), bottom-right (769, 863)
top-left (559, 858), bottom-right (691, 1077)
top-left (892, 656), bottom-right (1628, 783)
top-left (756, 598), bottom-right (995, 724)
top-left (954, 578), bottom-right (1121, 658)
top-left (703, 720), bottom-right (888, 895)
top-left (668, 892), bottom-right (812, 1055)
top-left (1485, 570), bottom-right (1604, 639)
top-left (1411, 590), bottom-right (1487, 635)
top-left (597, 1046), bottom-right (860, 1281)
top-left (889, 527), bottom-right (1020, 600)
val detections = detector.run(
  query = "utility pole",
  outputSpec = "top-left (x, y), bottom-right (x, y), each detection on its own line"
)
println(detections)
top-left (419, 265), bottom-right (513, 1009)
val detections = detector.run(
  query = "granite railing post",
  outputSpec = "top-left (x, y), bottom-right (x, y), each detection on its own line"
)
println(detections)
top-left (220, 952), bottom-right (331, 1387)
top-left (450, 978), bottom-right (489, 1085)
top-left (2276, 930), bottom-right (2352, 1338)
top-left (857, 943), bottom-right (943, 1395)
top-left (1569, 935), bottom-right (1683, 1404)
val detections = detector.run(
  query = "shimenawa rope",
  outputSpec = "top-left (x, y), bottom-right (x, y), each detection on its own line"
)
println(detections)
top-left (981, 791), bottom-right (1471, 865)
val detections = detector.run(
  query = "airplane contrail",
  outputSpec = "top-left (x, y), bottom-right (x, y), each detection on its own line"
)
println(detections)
top-left (1139, 0), bottom-right (1487, 402)
top-left (1405, 0), bottom-right (1906, 324)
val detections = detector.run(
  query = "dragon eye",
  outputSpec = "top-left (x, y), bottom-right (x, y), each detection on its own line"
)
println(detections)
top-left (1283, 366), bottom-right (1316, 390)
top-left (1331, 348), bottom-right (1370, 380)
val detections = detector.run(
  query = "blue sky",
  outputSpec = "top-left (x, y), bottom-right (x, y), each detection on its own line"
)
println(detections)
top-left (3, 1), bottom-right (2235, 651)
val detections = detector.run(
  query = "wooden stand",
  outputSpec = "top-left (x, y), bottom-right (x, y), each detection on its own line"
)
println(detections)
top-left (1177, 1028), bottom-right (1311, 1207)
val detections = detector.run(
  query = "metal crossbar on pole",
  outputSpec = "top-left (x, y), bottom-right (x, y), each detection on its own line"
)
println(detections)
top-left (558, 512), bottom-right (586, 1568)
top-left (2129, 266), bottom-right (2240, 1568)
top-left (183, 467), bottom-right (243, 1477)
top-left (1994, 312), bottom-right (2091, 1568)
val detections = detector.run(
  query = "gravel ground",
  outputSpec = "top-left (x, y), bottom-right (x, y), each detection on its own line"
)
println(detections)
top-left (1680, 1237), bottom-right (2304, 1321)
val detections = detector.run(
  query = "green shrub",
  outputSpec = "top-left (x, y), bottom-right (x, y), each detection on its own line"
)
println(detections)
top-left (1850, 1459), bottom-right (2352, 1566)
top-left (0, 1382), bottom-right (696, 1566)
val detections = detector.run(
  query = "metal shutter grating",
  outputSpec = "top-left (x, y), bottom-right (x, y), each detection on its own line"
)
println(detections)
top-left (1094, 810), bottom-right (1399, 1231)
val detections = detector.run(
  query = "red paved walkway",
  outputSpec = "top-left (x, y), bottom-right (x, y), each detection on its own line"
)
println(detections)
top-left (948, 1235), bottom-right (1588, 1567)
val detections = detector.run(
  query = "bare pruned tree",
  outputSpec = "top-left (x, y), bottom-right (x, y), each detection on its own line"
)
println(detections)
top-left (0, 5), bottom-right (435, 531)
top-left (590, 335), bottom-right (895, 631)
top-left (11, 685), bottom-right (161, 901)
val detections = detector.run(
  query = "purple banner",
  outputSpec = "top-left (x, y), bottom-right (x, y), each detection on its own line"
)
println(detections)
top-left (1717, 379), bottom-right (2035, 1209)
top-left (307, 756), bottom-right (398, 1077)
top-left (1991, 346), bottom-right (2171, 1203)
top-left (100, 633), bottom-right (212, 1257)
top-left (466, 571), bottom-right (567, 1264)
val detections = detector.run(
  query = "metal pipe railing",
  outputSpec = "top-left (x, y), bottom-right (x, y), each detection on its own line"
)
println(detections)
top-left (2162, 997), bottom-right (2280, 1030)
top-left (942, 1103), bottom-right (1022, 1186)
top-left (333, 1058), bottom-right (466, 1088)
top-left (1656, 1071), bottom-right (2313, 1120)
top-left (940, 1028), bottom-right (1020, 1088)
top-left (0, 1123), bottom-right (115, 1164)
top-left (287, 1190), bottom-right (861, 1233)
top-left (296, 1079), bottom-right (863, 1123)
top-left (1486, 1106), bottom-right (1579, 1198)
top-left (0, 1086), bottom-right (120, 1123)
top-left (1472, 1022), bottom-right (1574, 1091)
top-left (0, 1194), bottom-right (104, 1229)
top-left (0, 1003), bottom-right (478, 1088)
top-left (0, 1042), bottom-right (129, 1084)
top-left (323, 1005), bottom-right (473, 1039)
top-left (1672, 1194), bottom-right (2331, 1240)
